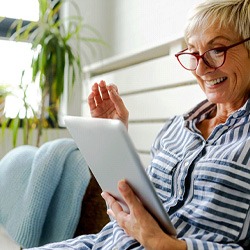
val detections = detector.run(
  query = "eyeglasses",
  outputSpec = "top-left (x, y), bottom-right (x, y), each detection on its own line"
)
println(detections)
top-left (175, 37), bottom-right (250, 71)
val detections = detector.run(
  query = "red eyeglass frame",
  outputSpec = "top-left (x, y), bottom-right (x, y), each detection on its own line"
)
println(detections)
top-left (175, 36), bottom-right (250, 70)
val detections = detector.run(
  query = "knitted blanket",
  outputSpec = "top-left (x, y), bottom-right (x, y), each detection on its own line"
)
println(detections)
top-left (0, 138), bottom-right (91, 248)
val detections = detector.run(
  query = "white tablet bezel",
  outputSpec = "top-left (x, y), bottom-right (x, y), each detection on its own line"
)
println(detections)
top-left (64, 116), bottom-right (176, 236)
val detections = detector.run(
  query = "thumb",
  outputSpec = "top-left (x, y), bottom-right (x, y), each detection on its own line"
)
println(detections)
top-left (118, 180), bottom-right (141, 209)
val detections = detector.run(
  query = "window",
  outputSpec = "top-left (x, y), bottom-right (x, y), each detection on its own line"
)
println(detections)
top-left (0, 1), bottom-right (38, 20)
top-left (0, 0), bottom-right (39, 118)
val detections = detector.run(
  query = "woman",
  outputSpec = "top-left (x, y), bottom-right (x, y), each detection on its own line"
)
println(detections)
top-left (29, 0), bottom-right (250, 249)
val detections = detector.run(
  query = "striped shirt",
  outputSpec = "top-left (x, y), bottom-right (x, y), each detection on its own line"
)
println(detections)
top-left (28, 99), bottom-right (250, 250)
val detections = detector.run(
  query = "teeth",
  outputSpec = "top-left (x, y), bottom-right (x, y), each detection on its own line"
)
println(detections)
top-left (206, 77), bottom-right (226, 86)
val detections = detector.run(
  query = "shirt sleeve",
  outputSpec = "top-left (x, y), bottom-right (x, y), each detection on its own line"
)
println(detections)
top-left (184, 238), bottom-right (244, 250)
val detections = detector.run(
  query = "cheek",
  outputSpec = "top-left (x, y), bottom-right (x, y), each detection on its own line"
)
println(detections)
top-left (233, 63), bottom-right (250, 86)
top-left (191, 72), bottom-right (205, 90)
top-left (229, 52), bottom-right (250, 78)
top-left (227, 59), bottom-right (250, 96)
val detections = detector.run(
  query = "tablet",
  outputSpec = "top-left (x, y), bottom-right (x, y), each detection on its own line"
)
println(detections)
top-left (64, 116), bottom-right (176, 236)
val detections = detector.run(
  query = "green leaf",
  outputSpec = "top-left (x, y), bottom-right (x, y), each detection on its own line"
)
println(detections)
top-left (39, 0), bottom-right (49, 18)
top-left (10, 117), bottom-right (20, 147)
top-left (32, 56), bottom-right (39, 82)
top-left (55, 45), bottom-right (65, 98)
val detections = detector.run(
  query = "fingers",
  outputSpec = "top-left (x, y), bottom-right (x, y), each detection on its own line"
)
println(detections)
top-left (118, 180), bottom-right (141, 210)
top-left (92, 80), bottom-right (112, 101)
top-left (88, 81), bottom-right (110, 111)
top-left (107, 83), bottom-right (119, 94)
top-left (101, 191), bottom-right (125, 219)
top-left (107, 86), bottom-right (129, 128)
top-left (101, 180), bottom-right (141, 216)
top-left (88, 92), bottom-right (96, 110)
top-left (91, 82), bottom-right (103, 105)
top-left (88, 80), bottom-right (116, 106)
top-left (99, 80), bottom-right (110, 100)
top-left (87, 83), bottom-right (98, 110)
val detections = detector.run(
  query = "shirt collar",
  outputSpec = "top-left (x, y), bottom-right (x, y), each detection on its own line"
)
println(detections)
top-left (184, 98), bottom-right (250, 122)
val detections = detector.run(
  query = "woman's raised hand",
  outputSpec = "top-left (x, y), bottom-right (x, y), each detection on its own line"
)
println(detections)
top-left (88, 80), bottom-right (129, 129)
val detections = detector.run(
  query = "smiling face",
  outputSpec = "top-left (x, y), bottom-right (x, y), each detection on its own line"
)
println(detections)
top-left (188, 23), bottom-right (250, 110)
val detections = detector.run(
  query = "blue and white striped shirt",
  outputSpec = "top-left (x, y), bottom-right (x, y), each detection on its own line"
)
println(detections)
top-left (28, 99), bottom-right (250, 250)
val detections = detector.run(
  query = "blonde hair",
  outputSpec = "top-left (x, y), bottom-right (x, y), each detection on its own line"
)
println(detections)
top-left (185, 0), bottom-right (250, 51)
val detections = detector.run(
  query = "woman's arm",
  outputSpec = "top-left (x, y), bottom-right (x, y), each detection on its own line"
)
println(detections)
top-left (101, 180), bottom-right (187, 250)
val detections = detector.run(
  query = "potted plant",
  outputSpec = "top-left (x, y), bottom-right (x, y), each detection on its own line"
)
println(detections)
top-left (2, 0), bottom-right (105, 147)
top-left (1, 72), bottom-right (38, 147)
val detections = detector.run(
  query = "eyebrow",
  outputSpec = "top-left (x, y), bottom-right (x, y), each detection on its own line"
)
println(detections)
top-left (187, 36), bottom-right (233, 48)
top-left (208, 36), bottom-right (232, 44)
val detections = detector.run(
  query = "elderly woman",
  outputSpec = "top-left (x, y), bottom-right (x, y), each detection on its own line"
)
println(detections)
top-left (28, 0), bottom-right (250, 249)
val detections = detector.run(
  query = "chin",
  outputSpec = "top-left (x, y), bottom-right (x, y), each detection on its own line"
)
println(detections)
top-left (206, 95), bottom-right (226, 104)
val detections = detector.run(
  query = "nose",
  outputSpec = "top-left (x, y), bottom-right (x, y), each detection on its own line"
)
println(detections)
top-left (195, 57), bottom-right (215, 76)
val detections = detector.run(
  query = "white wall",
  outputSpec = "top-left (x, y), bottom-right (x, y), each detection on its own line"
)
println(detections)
top-left (72, 0), bottom-right (201, 63)
top-left (64, 0), bottom-right (201, 118)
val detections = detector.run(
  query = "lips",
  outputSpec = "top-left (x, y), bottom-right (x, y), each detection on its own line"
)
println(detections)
top-left (205, 77), bottom-right (227, 86)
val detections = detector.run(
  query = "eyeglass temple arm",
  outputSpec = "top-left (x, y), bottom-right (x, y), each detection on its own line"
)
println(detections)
top-left (175, 48), bottom-right (188, 57)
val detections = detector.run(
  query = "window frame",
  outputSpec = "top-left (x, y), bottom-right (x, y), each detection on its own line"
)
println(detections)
top-left (0, 17), bottom-right (30, 38)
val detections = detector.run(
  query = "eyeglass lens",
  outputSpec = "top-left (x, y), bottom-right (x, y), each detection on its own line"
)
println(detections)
top-left (178, 49), bottom-right (225, 70)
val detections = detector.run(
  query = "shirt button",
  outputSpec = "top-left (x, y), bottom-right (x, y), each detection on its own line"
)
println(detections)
top-left (179, 189), bottom-right (183, 196)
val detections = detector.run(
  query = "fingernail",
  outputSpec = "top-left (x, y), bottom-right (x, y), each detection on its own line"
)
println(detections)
top-left (119, 180), bottom-right (128, 191)
top-left (108, 89), bottom-right (115, 95)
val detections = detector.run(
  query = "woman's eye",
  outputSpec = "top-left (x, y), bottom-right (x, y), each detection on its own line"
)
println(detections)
top-left (212, 48), bottom-right (225, 55)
